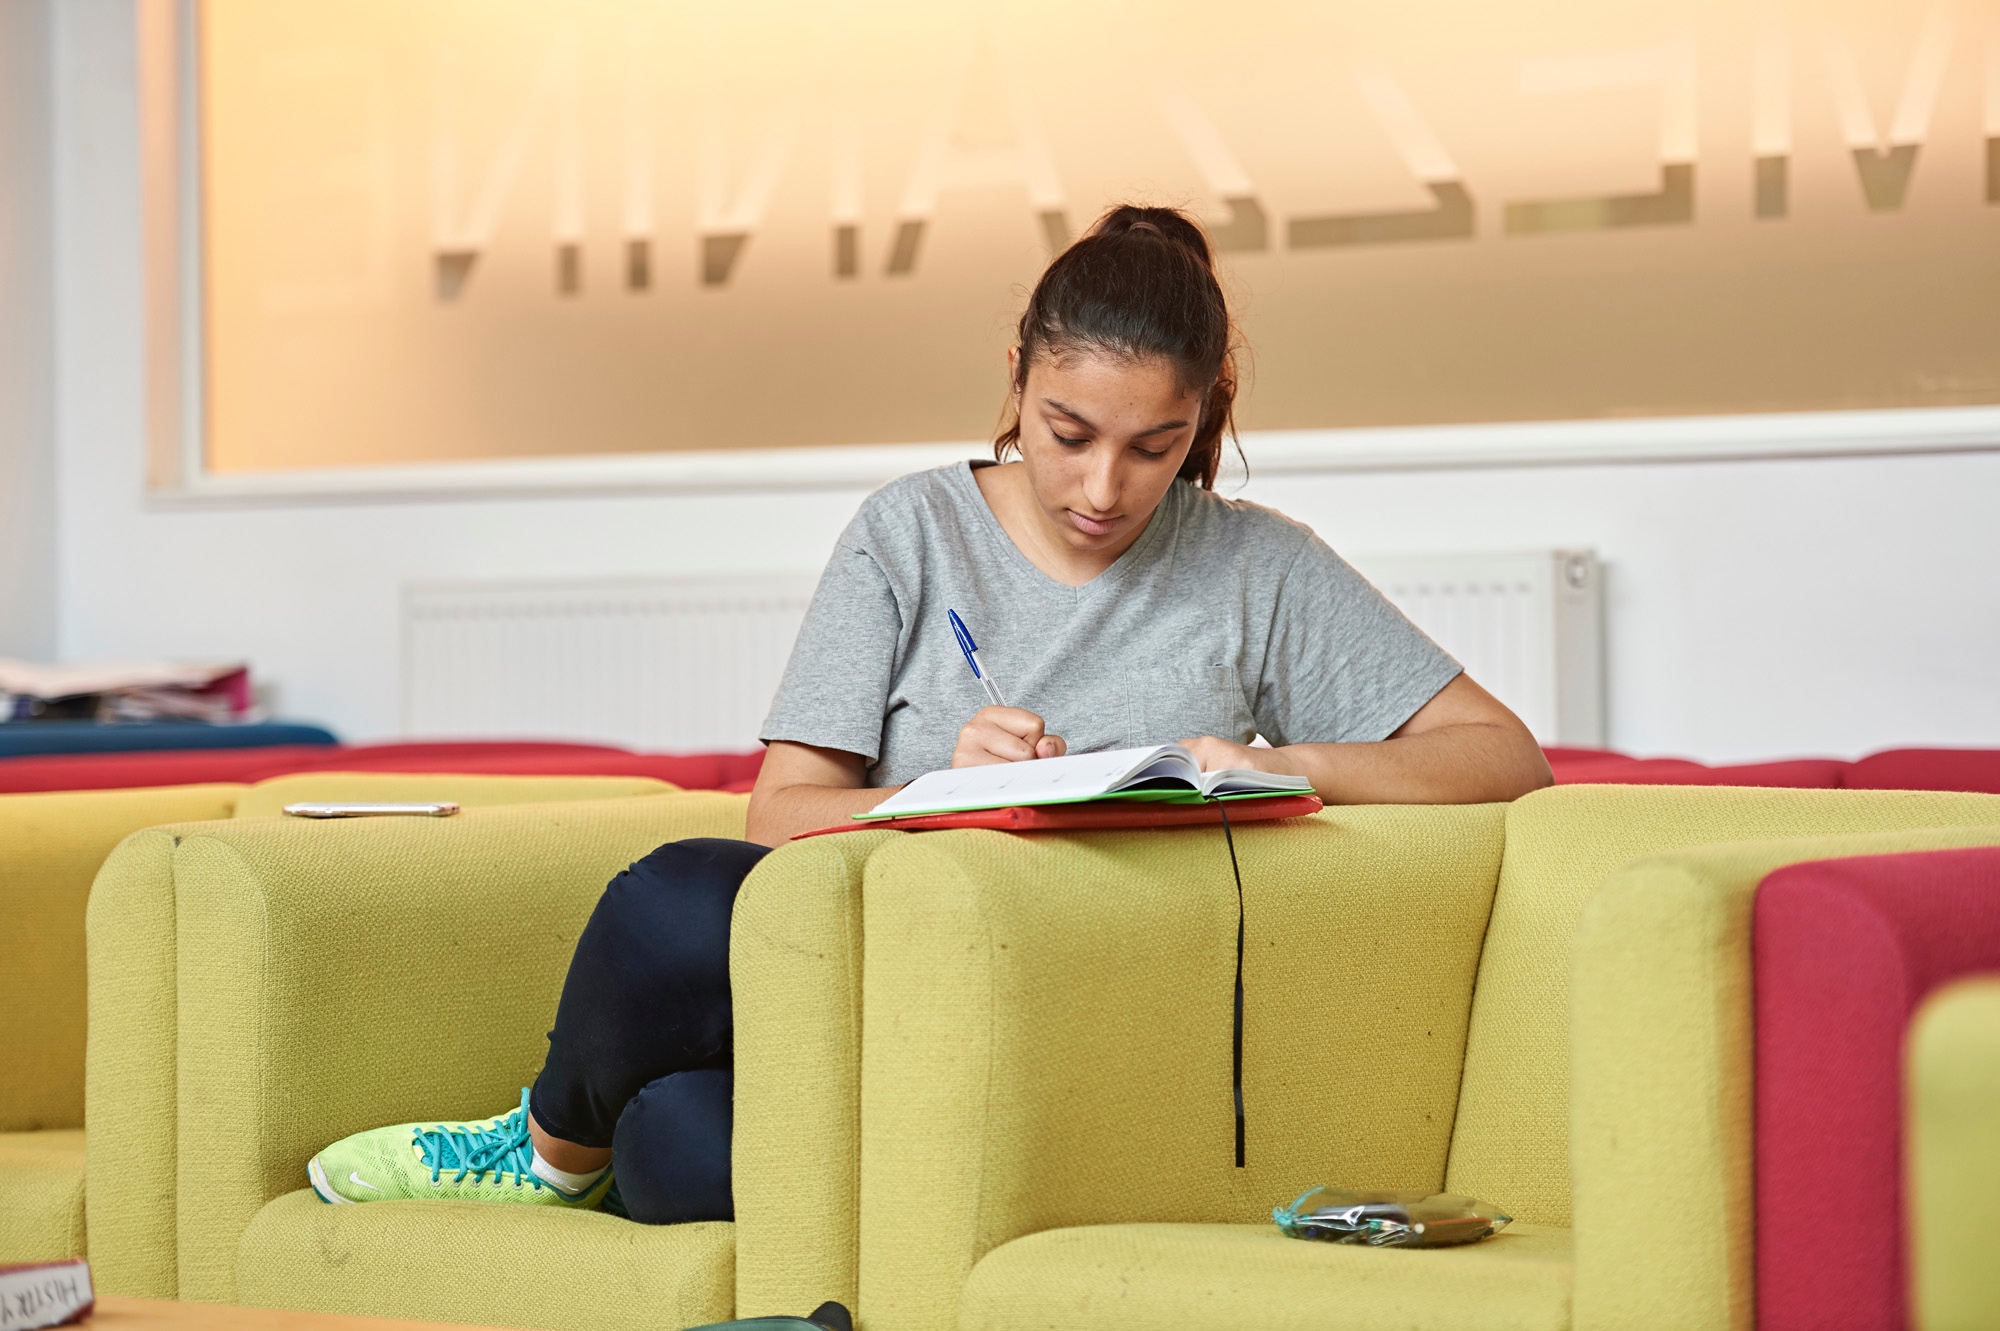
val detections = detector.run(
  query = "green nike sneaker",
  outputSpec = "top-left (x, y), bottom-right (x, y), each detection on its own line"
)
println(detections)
top-left (307, 1088), bottom-right (611, 1208)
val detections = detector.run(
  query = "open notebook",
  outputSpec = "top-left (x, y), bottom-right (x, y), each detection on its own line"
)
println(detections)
top-left (855, 744), bottom-right (1314, 820)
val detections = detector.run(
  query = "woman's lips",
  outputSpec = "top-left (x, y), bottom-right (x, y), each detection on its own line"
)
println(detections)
top-left (1066, 509), bottom-right (1120, 537)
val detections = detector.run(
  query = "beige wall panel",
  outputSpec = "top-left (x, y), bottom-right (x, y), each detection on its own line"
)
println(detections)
top-left (199, 0), bottom-right (2000, 472)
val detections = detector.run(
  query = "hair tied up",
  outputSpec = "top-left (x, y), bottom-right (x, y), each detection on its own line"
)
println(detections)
top-left (994, 204), bottom-right (1240, 489)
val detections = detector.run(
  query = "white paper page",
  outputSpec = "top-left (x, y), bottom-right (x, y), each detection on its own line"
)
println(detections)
top-left (1197, 767), bottom-right (1316, 797)
top-left (862, 745), bottom-right (1185, 818)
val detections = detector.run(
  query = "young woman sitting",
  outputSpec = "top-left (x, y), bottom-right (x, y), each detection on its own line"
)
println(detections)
top-left (306, 204), bottom-right (1552, 1222)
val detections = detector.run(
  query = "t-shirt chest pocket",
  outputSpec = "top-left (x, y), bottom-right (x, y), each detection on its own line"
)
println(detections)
top-left (1122, 661), bottom-right (1252, 746)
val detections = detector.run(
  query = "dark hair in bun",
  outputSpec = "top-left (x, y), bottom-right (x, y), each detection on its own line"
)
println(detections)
top-left (994, 205), bottom-right (1240, 489)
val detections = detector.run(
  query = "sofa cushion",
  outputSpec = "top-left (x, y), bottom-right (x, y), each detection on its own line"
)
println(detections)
top-left (1448, 785), bottom-right (2000, 1228)
top-left (0, 720), bottom-right (336, 758)
top-left (1754, 847), bottom-right (2000, 1331)
top-left (236, 1189), bottom-right (732, 1330)
top-left (0, 1130), bottom-right (87, 1263)
top-left (956, 1221), bottom-right (1571, 1331)
top-left (1, 784), bottom-right (242, 1132)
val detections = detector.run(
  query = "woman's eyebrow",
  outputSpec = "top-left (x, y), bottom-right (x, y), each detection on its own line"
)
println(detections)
top-left (1041, 398), bottom-right (1097, 432)
top-left (1041, 398), bottom-right (1189, 437)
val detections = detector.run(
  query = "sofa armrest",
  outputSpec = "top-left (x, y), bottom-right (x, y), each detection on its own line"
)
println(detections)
top-left (731, 828), bottom-right (900, 1319)
top-left (1569, 824), bottom-right (2000, 1331)
top-left (1910, 976), bottom-right (2000, 1331)
top-left (87, 818), bottom-right (240, 1297)
top-left (854, 806), bottom-right (1507, 1331)
top-left (165, 791), bottom-right (747, 1302)
top-left (1904, 971), bottom-right (2000, 1319)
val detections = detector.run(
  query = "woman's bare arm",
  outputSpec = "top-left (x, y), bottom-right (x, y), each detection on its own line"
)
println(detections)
top-left (1179, 673), bottom-right (1553, 805)
top-left (746, 708), bottom-right (1070, 847)
top-left (744, 741), bottom-right (893, 848)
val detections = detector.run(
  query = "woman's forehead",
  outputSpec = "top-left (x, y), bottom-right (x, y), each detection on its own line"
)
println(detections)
top-left (1028, 348), bottom-right (1201, 409)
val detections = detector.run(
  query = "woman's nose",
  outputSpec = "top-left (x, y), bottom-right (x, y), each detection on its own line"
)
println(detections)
top-left (1082, 452), bottom-right (1121, 512)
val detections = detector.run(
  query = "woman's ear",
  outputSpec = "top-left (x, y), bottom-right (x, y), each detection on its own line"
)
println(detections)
top-left (1006, 344), bottom-right (1021, 388)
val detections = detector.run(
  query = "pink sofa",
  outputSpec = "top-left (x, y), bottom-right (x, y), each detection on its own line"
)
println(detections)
top-left (1547, 746), bottom-right (2000, 794)
top-left (1753, 845), bottom-right (2000, 1330)
top-left (0, 741), bottom-right (766, 795)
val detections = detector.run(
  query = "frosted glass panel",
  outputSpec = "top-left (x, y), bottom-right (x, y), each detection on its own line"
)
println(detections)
top-left (198, 0), bottom-right (2000, 472)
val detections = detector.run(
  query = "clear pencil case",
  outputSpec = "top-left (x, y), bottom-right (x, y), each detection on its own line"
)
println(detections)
top-left (1272, 1186), bottom-right (1512, 1248)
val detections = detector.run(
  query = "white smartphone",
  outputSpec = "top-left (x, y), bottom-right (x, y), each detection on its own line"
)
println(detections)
top-left (282, 802), bottom-right (461, 818)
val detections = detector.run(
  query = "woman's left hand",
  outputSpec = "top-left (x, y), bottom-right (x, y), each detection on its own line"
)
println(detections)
top-left (1176, 735), bottom-right (1296, 776)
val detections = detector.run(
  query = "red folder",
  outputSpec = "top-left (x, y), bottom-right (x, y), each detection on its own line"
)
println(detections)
top-left (793, 793), bottom-right (1324, 839)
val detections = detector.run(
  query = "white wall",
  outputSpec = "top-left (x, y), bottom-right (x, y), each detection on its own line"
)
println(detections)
top-left (0, 0), bottom-right (57, 661)
top-left (48, 0), bottom-right (2000, 760)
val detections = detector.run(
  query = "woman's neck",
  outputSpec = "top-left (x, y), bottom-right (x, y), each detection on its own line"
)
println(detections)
top-left (972, 462), bottom-right (1154, 587)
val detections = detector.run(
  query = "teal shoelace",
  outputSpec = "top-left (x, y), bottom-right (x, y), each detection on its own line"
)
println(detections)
top-left (412, 1088), bottom-right (545, 1189)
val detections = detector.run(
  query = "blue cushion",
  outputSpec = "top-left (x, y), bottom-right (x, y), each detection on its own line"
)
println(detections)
top-left (0, 720), bottom-right (339, 757)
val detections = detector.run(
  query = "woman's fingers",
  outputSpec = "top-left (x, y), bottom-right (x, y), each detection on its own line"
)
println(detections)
top-left (977, 706), bottom-right (1047, 743)
top-left (1177, 735), bottom-right (1243, 771)
top-left (979, 724), bottom-right (1038, 762)
top-left (953, 708), bottom-right (1061, 767)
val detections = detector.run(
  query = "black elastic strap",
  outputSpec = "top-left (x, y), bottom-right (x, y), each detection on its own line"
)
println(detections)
top-left (1213, 798), bottom-right (1247, 1169)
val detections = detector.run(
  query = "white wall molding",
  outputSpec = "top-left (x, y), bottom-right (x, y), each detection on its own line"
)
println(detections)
top-left (148, 405), bottom-right (2000, 507)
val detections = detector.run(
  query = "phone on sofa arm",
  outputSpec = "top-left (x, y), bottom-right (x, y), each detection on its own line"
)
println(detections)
top-left (281, 802), bottom-right (460, 818)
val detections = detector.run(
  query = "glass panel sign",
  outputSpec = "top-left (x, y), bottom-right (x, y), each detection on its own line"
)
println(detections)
top-left (199, 0), bottom-right (2000, 471)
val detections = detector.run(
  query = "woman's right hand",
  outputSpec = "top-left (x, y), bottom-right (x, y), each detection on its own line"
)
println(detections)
top-left (953, 707), bottom-right (1067, 767)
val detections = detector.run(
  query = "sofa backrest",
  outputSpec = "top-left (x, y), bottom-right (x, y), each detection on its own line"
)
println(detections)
top-left (1442, 784), bottom-right (2000, 1226)
top-left (850, 804), bottom-right (1510, 1331)
top-left (0, 772), bottom-right (679, 1135)
top-left (232, 771), bottom-right (672, 818)
top-left (85, 790), bottom-right (752, 1300)
top-left (1846, 748), bottom-right (2000, 794)
top-left (1754, 845), bottom-right (2000, 1331)
top-left (0, 783), bottom-right (244, 1133)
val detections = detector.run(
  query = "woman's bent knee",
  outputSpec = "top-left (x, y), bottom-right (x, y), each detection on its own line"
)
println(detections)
top-left (612, 1068), bottom-right (734, 1224)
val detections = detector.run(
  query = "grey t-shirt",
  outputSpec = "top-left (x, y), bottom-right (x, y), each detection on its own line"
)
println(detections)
top-left (761, 461), bottom-right (1461, 787)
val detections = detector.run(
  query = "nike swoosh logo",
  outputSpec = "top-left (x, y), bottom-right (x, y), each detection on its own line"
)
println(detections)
top-left (348, 1172), bottom-right (382, 1193)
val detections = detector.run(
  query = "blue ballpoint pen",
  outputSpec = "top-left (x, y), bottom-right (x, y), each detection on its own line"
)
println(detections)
top-left (947, 608), bottom-right (1008, 708)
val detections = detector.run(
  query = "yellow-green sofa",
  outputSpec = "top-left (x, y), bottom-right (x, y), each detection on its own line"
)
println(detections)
top-left (0, 772), bottom-right (674, 1266)
top-left (1910, 977), bottom-right (2000, 1331)
top-left (64, 781), bottom-right (2000, 1331)
top-left (849, 785), bottom-right (2000, 1331)
top-left (83, 789), bottom-right (857, 1331)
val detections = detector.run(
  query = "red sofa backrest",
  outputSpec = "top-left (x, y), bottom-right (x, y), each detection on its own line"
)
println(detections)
top-left (0, 741), bottom-right (766, 794)
top-left (1545, 747), bottom-right (1846, 788)
top-left (1754, 846), bottom-right (2000, 1331)
top-left (1845, 749), bottom-right (2000, 795)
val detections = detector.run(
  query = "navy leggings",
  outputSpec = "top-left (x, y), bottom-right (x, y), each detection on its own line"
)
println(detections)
top-left (528, 837), bottom-right (770, 1225)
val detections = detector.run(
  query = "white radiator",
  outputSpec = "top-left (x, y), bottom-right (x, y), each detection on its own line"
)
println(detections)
top-left (1347, 549), bottom-right (1604, 746)
top-left (401, 550), bottom-right (1602, 750)
top-left (402, 574), bottom-right (818, 750)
